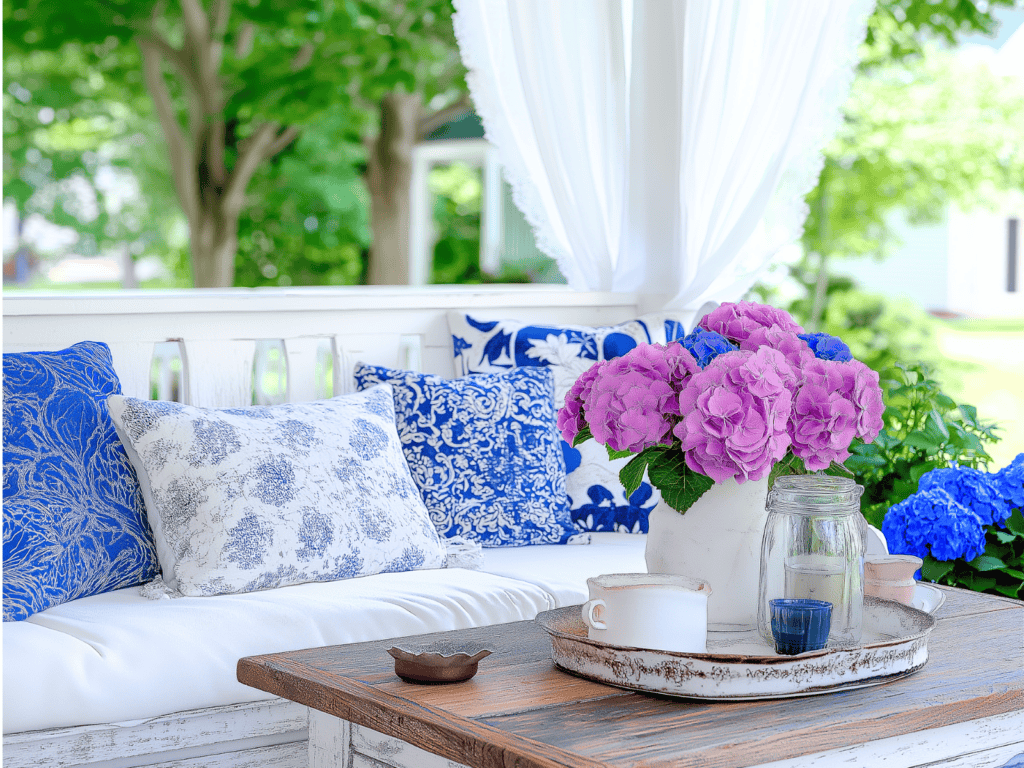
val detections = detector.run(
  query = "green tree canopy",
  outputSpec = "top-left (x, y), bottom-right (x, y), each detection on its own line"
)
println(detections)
top-left (4, 0), bottom-right (468, 286)
top-left (803, 44), bottom-right (1024, 264)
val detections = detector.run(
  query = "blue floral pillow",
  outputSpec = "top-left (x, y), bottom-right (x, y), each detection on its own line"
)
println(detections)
top-left (107, 385), bottom-right (446, 596)
top-left (3, 342), bottom-right (159, 621)
top-left (447, 312), bottom-right (689, 533)
top-left (353, 363), bottom-right (574, 547)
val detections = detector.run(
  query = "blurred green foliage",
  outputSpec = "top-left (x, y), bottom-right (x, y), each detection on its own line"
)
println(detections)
top-left (788, 278), bottom-right (949, 374)
top-left (862, 0), bottom-right (1019, 66)
top-left (3, 42), bottom-right (185, 268)
top-left (429, 163), bottom-right (482, 284)
top-left (845, 362), bottom-right (999, 528)
top-left (233, 105), bottom-right (370, 287)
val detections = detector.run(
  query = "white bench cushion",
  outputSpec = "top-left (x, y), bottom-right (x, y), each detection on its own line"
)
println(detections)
top-left (480, 532), bottom-right (648, 605)
top-left (3, 535), bottom-right (647, 734)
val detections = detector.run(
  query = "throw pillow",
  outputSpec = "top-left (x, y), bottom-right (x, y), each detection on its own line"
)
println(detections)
top-left (447, 311), bottom-right (690, 534)
top-left (3, 341), bottom-right (159, 621)
top-left (353, 363), bottom-right (574, 547)
top-left (106, 385), bottom-right (445, 596)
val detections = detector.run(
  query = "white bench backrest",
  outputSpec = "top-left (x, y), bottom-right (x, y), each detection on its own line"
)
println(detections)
top-left (3, 286), bottom-right (649, 408)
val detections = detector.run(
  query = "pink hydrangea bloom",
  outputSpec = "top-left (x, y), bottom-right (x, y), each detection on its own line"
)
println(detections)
top-left (660, 342), bottom-right (701, 415)
top-left (672, 349), bottom-right (793, 483)
top-left (584, 344), bottom-right (697, 453)
top-left (556, 360), bottom-right (607, 444)
top-left (699, 301), bottom-right (803, 345)
top-left (846, 359), bottom-right (885, 441)
top-left (739, 326), bottom-right (814, 377)
top-left (788, 359), bottom-right (860, 470)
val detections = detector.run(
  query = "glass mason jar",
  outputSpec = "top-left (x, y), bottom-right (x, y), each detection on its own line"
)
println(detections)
top-left (757, 476), bottom-right (866, 648)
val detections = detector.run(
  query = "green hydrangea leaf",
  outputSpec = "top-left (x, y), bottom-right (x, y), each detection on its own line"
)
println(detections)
top-left (928, 409), bottom-right (950, 439)
top-left (647, 450), bottom-right (714, 514)
top-left (876, 430), bottom-right (902, 451)
top-left (850, 442), bottom-right (879, 456)
top-left (606, 445), bottom-right (635, 461)
top-left (1006, 509), bottom-right (1024, 537)
top-left (983, 538), bottom-right (1010, 558)
top-left (824, 461), bottom-right (854, 479)
top-left (994, 582), bottom-right (1022, 599)
top-left (958, 404), bottom-right (980, 427)
top-left (619, 452), bottom-right (653, 499)
top-left (994, 530), bottom-right (1019, 544)
top-left (921, 558), bottom-right (955, 582)
top-left (768, 453), bottom-right (806, 489)
top-left (969, 555), bottom-right (1006, 572)
top-left (844, 454), bottom-right (888, 472)
top-left (967, 574), bottom-right (997, 592)
top-left (572, 425), bottom-right (593, 447)
top-left (910, 460), bottom-right (942, 484)
top-left (904, 431), bottom-right (942, 451)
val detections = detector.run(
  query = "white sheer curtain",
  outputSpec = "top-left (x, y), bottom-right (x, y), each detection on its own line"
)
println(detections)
top-left (452, 0), bottom-right (874, 309)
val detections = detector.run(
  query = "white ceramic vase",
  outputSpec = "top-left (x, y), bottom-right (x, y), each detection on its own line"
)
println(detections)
top-left (645, 475), bottom-right (771, 632)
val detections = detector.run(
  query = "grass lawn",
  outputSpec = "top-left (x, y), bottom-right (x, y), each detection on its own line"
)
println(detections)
top-left (935, 319), bottom-right (1024, 470)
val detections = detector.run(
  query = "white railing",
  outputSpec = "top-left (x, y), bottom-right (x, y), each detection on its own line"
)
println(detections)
top-left (3, 285), bottom-right (657, 408)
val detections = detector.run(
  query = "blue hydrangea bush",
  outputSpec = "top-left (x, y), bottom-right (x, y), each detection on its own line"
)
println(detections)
top-left (883, 454), bottom-right (1024, 599)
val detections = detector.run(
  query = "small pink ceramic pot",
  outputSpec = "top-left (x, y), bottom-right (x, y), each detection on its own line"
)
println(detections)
top-left (864, 555), bottom-right (923, 606)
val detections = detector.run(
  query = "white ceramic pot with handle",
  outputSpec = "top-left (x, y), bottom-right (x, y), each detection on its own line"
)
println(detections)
top-left (581, 573), bottom-right (712, 654)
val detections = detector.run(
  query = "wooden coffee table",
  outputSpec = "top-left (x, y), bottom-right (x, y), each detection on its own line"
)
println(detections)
top-left (238, 586), bottom-right (1024, 768)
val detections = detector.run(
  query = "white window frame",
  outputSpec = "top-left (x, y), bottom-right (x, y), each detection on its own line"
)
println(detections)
top-left (408, 138), bottom-right (503, 286)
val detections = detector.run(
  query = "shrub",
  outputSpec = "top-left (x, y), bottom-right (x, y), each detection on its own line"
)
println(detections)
top-left (845, 362), bottom-right (998, 530)
top-left (883, 456), bottom-right (1024, 600)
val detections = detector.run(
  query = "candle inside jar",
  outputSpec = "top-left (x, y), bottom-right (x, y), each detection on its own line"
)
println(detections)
top-left (784, 555), bottom-right (846, 608)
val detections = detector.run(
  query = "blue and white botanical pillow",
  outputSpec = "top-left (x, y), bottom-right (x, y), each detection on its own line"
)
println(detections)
top-left (3, 342), bottom-right (159, 621)
top-left (353, 363), bottom-right (574, 547)
top-left (447, 312), bottom-right (690, 534)
top-left (106, 385), bottom-right (445, 597)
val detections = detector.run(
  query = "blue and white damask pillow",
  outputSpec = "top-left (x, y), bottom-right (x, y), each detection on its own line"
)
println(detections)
top-left (447, 312), bottom-right (690, 534)
top-left (353, 363), bottom-right (574, 547)
top-left (3, 342), bottom-right (159, 621)
top-left (106, 385), bottom-right (446, 597)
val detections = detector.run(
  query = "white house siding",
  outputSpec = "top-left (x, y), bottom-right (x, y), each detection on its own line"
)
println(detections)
top-left (947, 203), bottom-right (1024, 318)
top-left (831, 210), bottom-right (951, 312)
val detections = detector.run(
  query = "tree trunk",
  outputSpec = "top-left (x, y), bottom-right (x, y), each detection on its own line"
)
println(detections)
top-left (809, 250), bottom-right (830, 332)
top-left (366, 92), bottom-right (422, 285)
top-left (808, 184), bottom-right (831, 331)
top-left (120, 242), bottom-right (139, 289)
top-left (190, 209), bottom-right (239, 287)
top-left (138, 2), bottom-right (300, 290)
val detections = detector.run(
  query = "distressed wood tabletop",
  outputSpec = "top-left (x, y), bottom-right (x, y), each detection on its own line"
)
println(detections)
top-left (237, 586), bottom-right (1024, 768)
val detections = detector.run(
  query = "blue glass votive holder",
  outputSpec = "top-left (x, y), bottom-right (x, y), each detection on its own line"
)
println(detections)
top-left (769, 599), bottom-right (833, 655)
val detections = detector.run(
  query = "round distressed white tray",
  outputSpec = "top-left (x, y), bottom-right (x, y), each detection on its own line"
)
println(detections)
top-left (535, 596), bottom-right (936, 700)
top-left (912, 583), bottom-right (946, 614)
